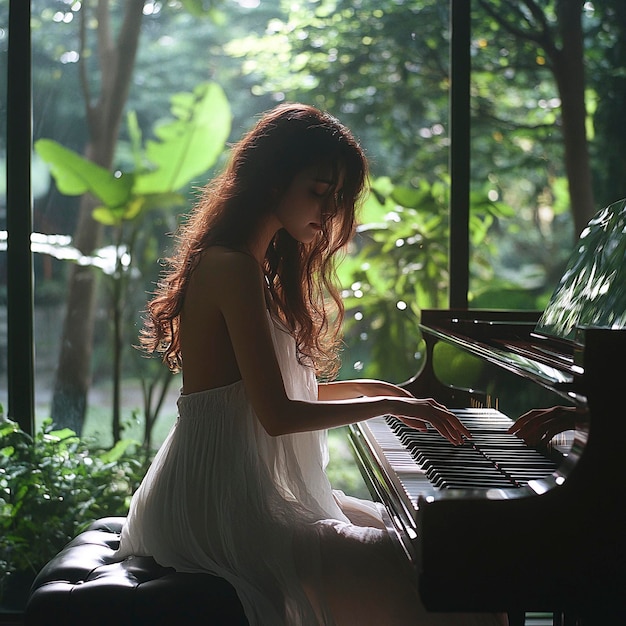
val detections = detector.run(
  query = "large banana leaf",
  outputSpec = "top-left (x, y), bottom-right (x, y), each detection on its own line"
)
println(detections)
top-left (134, 82), bottom-right (231, 195)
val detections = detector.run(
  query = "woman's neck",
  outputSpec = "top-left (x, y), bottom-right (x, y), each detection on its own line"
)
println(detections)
top-left (246, 215), bottom-right (281, 265)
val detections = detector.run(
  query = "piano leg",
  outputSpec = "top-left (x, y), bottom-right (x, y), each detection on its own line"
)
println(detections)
top-left (554, 613), bottom-right (568, 626)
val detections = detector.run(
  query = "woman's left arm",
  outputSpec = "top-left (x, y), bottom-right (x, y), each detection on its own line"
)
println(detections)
top-left (318, 379), bottom-right (414, 401)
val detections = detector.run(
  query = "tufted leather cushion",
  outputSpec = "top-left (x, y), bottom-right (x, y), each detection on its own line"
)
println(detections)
top-left (24, 517), bottom-right (248, 626)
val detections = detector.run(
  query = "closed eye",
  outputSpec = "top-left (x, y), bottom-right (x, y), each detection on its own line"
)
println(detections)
top-left (311, 182), bottom-right (333, 198)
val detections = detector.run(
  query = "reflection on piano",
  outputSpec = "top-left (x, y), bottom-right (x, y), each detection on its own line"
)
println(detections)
top-left (348, 199), bottom-right (626, 624)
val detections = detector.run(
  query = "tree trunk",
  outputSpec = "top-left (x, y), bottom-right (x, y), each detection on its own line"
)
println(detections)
top-left (50, 0), bottom-right (146, 434)
top-left (590, 1), bottom-right (626, 209)
top-left (550, 0), bottom-right (595, 236)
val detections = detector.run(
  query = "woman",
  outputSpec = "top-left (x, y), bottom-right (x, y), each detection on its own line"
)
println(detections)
top-left (117, 103), bottom-right (505, 626)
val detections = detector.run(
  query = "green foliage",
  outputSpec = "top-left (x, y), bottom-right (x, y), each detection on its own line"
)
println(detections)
top-left (224, 0), bottom-right (451, 183)
top-left (338, 175), bottom-right (515, 382)
top-left (20, 0), bottom-right (622, 441)
top-left (0, 414), bottom-right (145, 601)
top-left (35, 82), bottom-right (232, 228)
top-left (431, 341), bottom-right (484, 391)
top-left (219, 0), bottom-right (595, 303)
top-left (326, 428), bottom-right (370, 499)
top-left (338, 176), bottom-right (448, 382)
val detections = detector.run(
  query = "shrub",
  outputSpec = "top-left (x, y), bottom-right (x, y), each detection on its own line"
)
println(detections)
top-left (0, 412), bottom-right (146, 607)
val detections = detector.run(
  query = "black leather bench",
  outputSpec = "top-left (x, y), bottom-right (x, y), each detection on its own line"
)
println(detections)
top-left (24, 517), bottom-right (248, 626)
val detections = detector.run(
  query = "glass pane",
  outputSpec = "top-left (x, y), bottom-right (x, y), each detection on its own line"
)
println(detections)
top-left (29, 1), bottom-right (454, 417)
top-left (31, 2), bottom-right (185, 447)
top-left (332, 1), bottom-right (452, 383)
top-left (469, 3), bottom-right (579, 311)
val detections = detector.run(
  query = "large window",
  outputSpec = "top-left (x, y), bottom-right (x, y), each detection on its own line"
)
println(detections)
top-left (3, 0), bottom-right (619, 453)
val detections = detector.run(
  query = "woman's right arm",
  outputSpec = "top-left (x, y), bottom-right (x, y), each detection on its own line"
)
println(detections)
top-left (204, 250), bottom-right (470, 444)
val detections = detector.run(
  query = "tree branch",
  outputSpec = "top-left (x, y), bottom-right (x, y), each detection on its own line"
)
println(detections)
top-left (79, 2), bottom-right (95, 132)
top-left (107, 0), bottom-right (146, 131)
top-left (522, 0), bottom-right (559, 58)
top-left (476, 0), bottom-right (557, 57)
top-left (473, 106), bottom-right (561, 135)
top-left (97, 0), bottom-right (114, 97)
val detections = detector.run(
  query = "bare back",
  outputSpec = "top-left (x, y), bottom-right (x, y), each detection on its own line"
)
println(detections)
top-left (179, 247), bottom-right (258, 394)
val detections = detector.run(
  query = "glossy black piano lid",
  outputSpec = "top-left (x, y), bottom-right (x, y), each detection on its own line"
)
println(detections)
top-left (535, 197), bottom-right (626, 342)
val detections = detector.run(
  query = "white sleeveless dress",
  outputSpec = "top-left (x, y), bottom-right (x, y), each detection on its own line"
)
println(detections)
top-left (116, 314), bottom-right (505, 626)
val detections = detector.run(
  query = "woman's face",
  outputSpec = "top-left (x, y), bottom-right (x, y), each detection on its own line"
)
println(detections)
top-left (274, 165), bottom-right (344, 244)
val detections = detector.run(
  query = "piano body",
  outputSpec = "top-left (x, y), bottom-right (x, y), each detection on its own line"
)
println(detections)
top-left (349, 198), bottom-right (626, 623)
top-left (350, 310), bottom-right (626, 620)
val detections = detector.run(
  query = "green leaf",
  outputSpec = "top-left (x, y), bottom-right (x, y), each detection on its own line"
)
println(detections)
top-left (34, 139), bottom-right (134, 207)
top-left (359, 187), bottom-right (392, 224)
top-left (369, 176), bottom-right (395, 197)
top-left (47, 428), bottom-right (79, 445)
top-left (92, 196), bottom-right (146, 226)
top-left (123, 197), bottom-right (144, 221)
top-left (0, 420), bottom-right (19, 438)
top-left (135, 82), bottom-right (231, 195)
top-left (98, 438), bottom-right (140, 464)
top-left (390, 185), bottom-right (429, 209)
top-left (92, 206), bottom-right (125, 226)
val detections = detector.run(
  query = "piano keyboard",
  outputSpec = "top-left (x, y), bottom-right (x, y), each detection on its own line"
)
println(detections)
top-left (356, 407), bottom-right (559, 509)
top-left (350, 407), bottom-right (564, 564)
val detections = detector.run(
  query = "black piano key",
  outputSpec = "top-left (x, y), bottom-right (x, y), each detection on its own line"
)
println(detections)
top-left (436, 477), bottom-right (517, 489)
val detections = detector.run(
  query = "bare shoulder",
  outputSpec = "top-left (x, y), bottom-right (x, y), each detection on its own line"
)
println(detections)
top-left (187, 246), bottom-right (264, 312)
top-left (195, 246), bottom-right (258, 279)
top-left (190, 247), bottom-right (259, 291)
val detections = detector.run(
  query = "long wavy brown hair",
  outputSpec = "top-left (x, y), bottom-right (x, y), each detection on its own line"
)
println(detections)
top-left (140, 103), bottom-right (368, 379)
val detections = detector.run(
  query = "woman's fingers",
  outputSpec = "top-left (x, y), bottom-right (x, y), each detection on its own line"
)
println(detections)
top-left (397, 400), bottom-right (471, 445)
top-left (431, 412), bottom-right (470, 445)
top-left (508, 406), bottom-right (581, 446)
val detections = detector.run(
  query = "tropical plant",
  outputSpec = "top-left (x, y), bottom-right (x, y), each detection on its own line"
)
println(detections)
top-left (35, 82), bottom-right (232, 443)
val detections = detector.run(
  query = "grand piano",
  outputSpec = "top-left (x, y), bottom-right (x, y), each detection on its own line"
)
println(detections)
top-left (348, 199), bottom-right (626, 624)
